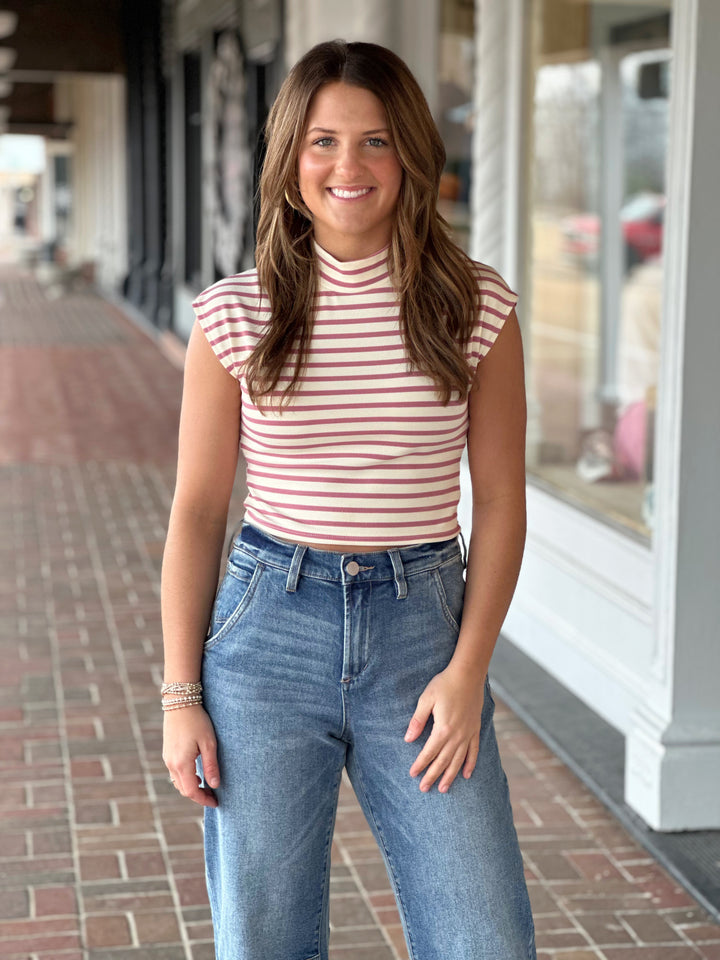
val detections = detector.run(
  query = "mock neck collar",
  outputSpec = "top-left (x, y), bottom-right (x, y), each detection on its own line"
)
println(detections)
top-left (313, 241), bottom-right (391, 292)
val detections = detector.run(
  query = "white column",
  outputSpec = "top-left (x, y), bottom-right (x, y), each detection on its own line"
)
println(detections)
top-left (625, 0), bottom-right (720, 830)
top-left (395, 0), bottom-right (439, 114)
top-left (282, 0), bottom-right (439, 109)
top-left (57, 74), bottom-right (128, 292)
top-left (471, 0), bottom-right (512, 271)
top-left (37, 141), bottom-right (54, 247)
top-left (597, 46), bottom-right (624, 418)
top-left (471, 0), bottom-right (537, 457)
top-left (285, 0), bottom-right (396, 69)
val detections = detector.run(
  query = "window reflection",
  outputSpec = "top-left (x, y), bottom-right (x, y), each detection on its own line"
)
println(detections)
top-left (526, 1), bottom-right (670, 537)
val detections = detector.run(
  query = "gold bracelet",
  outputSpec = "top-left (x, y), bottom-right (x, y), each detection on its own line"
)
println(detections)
top-left (161, 681), bottom-right (202, 697)
top-left (161, 696), bottom-right (203, 712)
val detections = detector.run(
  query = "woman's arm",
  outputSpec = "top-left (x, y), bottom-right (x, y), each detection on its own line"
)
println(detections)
top-left (449, 307), bottom-right (527, 679)
top-left (404, 309), bottom-right (527, 792)
top-left (161, 319), bottom-right (241, 805)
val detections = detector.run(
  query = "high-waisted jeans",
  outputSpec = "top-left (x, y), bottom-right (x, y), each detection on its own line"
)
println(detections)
top-left (200, 522), bottom-right (536, 960)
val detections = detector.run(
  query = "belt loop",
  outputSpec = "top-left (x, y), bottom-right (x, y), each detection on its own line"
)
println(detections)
top-left (388, 549), bottom-right (407, 600)
top-left (286, 544), bottom-right (307, 593)
top-left (226, 519), bottom-right (244, 559)
top-left (458, 530), bottom-right (468, 568)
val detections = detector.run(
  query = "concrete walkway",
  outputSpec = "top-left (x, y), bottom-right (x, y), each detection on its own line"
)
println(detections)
top-left (1, 264), bottom-right (719, 959)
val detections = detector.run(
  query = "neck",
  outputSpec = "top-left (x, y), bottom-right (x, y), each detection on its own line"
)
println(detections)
top-left (312, 231), bottom-right (391, 263)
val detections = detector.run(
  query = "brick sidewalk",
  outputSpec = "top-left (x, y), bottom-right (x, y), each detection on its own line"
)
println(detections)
top-left (1, 266), bottom-right (718, 959)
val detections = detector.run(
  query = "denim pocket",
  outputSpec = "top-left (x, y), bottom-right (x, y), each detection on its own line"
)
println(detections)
top-left (431, 555), bottom-right (465, 634)
top-left (204, 551), bottom-right (264, 650)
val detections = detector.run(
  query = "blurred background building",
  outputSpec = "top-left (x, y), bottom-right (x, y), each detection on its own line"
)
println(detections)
top-left (2, 0), bottom-right (718, 834)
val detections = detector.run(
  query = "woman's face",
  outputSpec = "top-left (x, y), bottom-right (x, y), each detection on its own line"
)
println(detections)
top-left (297, 82), bottom-right (403, 262)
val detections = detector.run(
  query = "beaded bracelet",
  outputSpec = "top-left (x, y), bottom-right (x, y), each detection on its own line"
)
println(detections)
top-left (161, 681), bottom-right (202, 697)
top-left (161, 695), bottom-right (203, 712)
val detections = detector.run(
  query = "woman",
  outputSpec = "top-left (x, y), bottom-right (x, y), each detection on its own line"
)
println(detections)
top-left (161, 40), bottom-right (535, 960)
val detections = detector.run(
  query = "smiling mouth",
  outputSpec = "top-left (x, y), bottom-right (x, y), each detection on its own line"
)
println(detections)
top-left (328, 187), bottom-right (373, 199)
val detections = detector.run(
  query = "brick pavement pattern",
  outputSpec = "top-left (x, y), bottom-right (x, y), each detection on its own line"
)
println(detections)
top-left (1, 265), bottom-right (719, 959)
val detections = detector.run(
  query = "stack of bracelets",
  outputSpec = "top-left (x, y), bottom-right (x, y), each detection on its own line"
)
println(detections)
top-left (161, 681), bottom-right (203, 712)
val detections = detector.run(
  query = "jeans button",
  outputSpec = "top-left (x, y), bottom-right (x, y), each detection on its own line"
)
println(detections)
top-left (345, 560), bottom-right (360, 576)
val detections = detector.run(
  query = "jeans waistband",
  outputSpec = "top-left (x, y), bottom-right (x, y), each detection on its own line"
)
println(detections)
top-left (231, 522), bottom-right (463, 598)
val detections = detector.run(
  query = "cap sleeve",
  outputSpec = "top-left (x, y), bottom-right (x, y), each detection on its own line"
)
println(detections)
top-left (467, 263), bottom-right (519, 373)
top-left (191, 271), bottom-right (264, 380)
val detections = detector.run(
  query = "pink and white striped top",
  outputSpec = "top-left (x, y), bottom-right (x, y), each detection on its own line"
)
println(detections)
top-left (193, 243), bottom-right (518, 548)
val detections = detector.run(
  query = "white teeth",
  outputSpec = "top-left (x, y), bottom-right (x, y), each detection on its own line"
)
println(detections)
top-left (330, 187), bottom-right (372, 199)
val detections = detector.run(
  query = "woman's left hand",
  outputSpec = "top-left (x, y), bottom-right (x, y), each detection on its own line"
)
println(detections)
top-left (404, 662), bottom-right (486, 793)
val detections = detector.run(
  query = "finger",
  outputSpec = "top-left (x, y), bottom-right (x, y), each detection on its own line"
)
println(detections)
top-left (200, 739), bottom-right (220, 789)
top-left (409, 719), bottom-right (452, 777)
top-left (171, 764), bottom-right (218, 808)
top-left (167, 764), bottom-right (191, 796)
top-left (418, 746), bottom-right (457, 792)
top-left (186, 776), bottom-right (219, 808)
top-left (173, 772), bottom-right (218, 808)
top-left (404, 696), bottom-right (433, 743)
top-left (409, 731), bottom-right (444, 778)
top-left (418, 742), bottom-right (460, 792)
top-left (463, 732), bottom-right (480, 779)
top-left (438, 744), bottom-right (469, 793)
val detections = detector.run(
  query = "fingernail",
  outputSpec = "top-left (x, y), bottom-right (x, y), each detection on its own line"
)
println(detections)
top-left (439, 784), bottom-right (448, 793)
top-left (209, 777), bottom-right (219, 787)
top-left (404, 733), bottom-right (411, 741)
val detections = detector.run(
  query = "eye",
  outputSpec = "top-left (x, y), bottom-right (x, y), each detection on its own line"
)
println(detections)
top-left (312, 137), bottom-right (334, 147)
top-left (367, 137), bottom-right (389, 148)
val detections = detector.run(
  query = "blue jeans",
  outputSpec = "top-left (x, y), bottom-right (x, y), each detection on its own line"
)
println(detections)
top-left (200, 523), bottom-right (535, 960)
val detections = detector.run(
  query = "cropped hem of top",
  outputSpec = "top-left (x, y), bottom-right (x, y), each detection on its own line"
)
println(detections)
top-left (192, 241), bottom-right (519, 549)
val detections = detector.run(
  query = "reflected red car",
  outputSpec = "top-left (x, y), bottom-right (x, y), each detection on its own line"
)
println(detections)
top-left (562, 193), bottom-right (665, 270)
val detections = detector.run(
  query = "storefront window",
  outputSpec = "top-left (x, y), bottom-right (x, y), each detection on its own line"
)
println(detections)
top-left (526, 1), bottom-right (671, 537)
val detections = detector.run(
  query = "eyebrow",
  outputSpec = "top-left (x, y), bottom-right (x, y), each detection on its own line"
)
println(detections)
top-left (306, 127), bottom-right (391, 136)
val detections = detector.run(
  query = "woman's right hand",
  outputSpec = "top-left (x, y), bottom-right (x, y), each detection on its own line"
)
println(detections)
top-left (162, 705), bottom-right (220, 807)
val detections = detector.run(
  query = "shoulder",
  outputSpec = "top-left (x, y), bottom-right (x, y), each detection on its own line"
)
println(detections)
top-left (469, 261), bottom-right (518, 316)
top-left (192, 267), bottom-right (266, 322)
top-left (465, 261), bottom-right (519, 368)
top-left (191, 268), bottom-right (268, 379)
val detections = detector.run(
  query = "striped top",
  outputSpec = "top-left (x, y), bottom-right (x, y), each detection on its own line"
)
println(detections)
top-left (193, 243), bottom-right (518, 548)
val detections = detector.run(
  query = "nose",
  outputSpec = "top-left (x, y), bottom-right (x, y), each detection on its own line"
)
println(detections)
top-left (334, 144), bottom-right (364, 180)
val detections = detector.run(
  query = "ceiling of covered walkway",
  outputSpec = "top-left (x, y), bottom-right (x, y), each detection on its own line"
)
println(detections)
top-left (1, 0), bottom-right (126, 138)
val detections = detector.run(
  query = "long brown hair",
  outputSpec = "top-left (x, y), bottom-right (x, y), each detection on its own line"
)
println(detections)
top-left (248, 40), bottom-right (478, 405)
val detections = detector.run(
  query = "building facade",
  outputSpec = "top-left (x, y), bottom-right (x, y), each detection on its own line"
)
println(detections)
top-left (467, 0), bottom-right (719, 833)
top-left (6, 0), bottom-right (717, 832)
top-left (255, 0), bottom-right (719, 833)
top-left (2, 0), bottom-right (129, 289)
top-left (168, 0), bottom-right (720, 832)
top-left (169, 0), bottom-right (284, 341)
